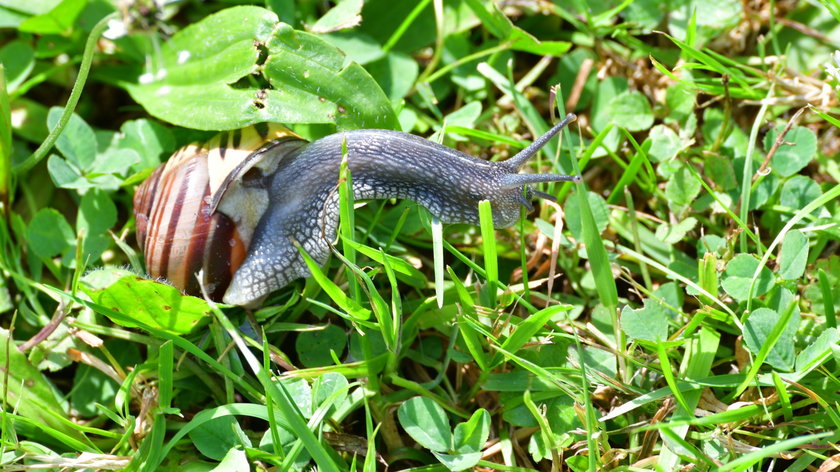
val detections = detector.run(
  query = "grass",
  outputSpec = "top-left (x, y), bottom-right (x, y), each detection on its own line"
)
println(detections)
top-left (1, 0), bottom-right (840, 471)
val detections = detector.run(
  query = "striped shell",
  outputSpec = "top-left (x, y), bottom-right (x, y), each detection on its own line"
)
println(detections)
top-left (133, 123), bottom-right (305, 300)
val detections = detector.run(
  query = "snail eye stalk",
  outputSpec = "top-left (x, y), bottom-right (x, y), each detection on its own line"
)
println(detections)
top-left (502, 113), bottom-right (577, 171)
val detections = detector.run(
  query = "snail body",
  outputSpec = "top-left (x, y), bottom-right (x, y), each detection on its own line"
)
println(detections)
top-left (134, 114), bottom-right (579, 306)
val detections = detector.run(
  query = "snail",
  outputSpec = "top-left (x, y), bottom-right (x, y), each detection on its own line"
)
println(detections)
top-left (133, 113), bottom-right (580, 306)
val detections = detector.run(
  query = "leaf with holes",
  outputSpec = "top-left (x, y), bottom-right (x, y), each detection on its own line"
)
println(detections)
top-left (126, 6), bottom-right (396, 131)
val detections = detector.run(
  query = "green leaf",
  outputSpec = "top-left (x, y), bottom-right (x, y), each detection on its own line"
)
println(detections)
top-left (27, 207), bottom-right (74, 258)
top-left (571, 181), bottom-right (618, 314)
top-left (71, 341), bottom-right (140, 416)
top-left (398, 396), bottom-right (451, 452)
top-left (697, 234), bottom-right (727, 256)
top-left (211, 448), bottom-right (249, 472)
top-left (312, 372), bottom-right (350, 412)
top-left (432, 451), bottom-right (483, 471)
top-left (341, 239), bottom-right (425, 288)
top-left (704, 154), bottom-right (738, 191)
top-left (764, 126), bottom-right (816, 177)
top-left (277, 377), bottom-right (312, 419)
top-left (749, 173), bottom-right (779, 210)
top-left (0, 8), bottom-right (29, 28)
top-left (664, 164), bottom-right (702, 209)
top-left (164, 6), bottom-right (277, 63)
top-left (453, 409), bottom-right (490, 454)
top-left (77, 188), bottom-right (116, 236)
top-left (366, 51), bottom-right (418, 103)
top-left (444, 101), bottom-right (482, 130)
top-left (478, 200), bottom-right (497, 307)
top-left (47, 107), bottom-right (96, 171)
top-left (0, 40), bottom-right (35, 91)
top-left (17, 0), bottom-right (84, 34)
top-left (82, 274), bottom-right (210, 335)
top-left (665, 82), bottom-right (696, 124)
top-left (189, 416), bottom-right (252, 461)
top-left (295, 324), bottom-right (347, 368)
top-left (624, 0), bottom-right (665, 31)
top-left (742, 307), bottom-right (798, 371)
top-left (47, 153), bottom-right (88, 189)
top-left (108, 119), bottom-right (175, 171)
top-left (780, 175), bottom-right (822, 216)
top-left (9, 97), bottom-right (48, 143)
top-left (721, 254), bottom-right (775, 301)
top-left (620, 300), bottom-right (669, 342)
top-left (667, 0), bottom-right (742, 48)
top-left (795, 328), bottom-right (839, 372)
top-left (778, 230), bottom-right (808, 281)
top-left (655, 217), bottom-right (698, 245)
top-left (647, 124), bottom-right (682, 162)
top-left (91, 145), bottom-right (140, 176)
top-left (564, 190), bottom-right (609, 241)
top-left (327, 31), bottom-right (386, 66)
top-left (76, 189), bottom-right (117, 264)
top-left (0, 0), bottom-right (61, 16)
top-left (609, 91), bottom-right (654, 132)
top-left (310, 0), bottom-right (362, 33)
top-left (265, 26), bottom-right (397, 130)
top-left (124, 8), bottom-right (278, 129)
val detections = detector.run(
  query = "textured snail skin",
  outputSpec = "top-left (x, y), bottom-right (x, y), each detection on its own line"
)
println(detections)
top-left (224, 115), bottom-right (579, 306)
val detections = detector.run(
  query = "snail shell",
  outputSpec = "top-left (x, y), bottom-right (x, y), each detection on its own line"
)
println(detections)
top-left (133, 124), bottom-right (304, 300)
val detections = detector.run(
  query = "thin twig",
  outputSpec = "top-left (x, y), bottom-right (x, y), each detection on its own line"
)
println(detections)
top-left (18, 299), bottom-right (68, 352)
top-left (755, 106), bottom-right (807, 179)
top-left (566, 57), bottom-right (594, 111)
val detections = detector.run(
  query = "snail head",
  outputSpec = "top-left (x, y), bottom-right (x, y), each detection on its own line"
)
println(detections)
top-left (482, 113), bottom-right (580, 228)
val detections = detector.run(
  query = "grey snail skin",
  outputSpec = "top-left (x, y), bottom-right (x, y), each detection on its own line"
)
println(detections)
top-left (133, 113), bottom-right (580, 306)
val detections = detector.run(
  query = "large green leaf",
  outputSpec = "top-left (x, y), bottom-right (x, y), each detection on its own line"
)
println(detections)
top-left (264, 25), bottom-right (397, 129)
top-left (126, 6), bottom-right (396, 131)
top-left (82, 270), bottom-right (210, 335)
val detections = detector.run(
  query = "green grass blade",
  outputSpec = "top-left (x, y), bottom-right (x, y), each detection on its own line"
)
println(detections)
top-left (728, 298), bottom-right (798, 401)
top-left (716, 432), bottom-right (832, 472)
top-left (738, 86), bottom-right (773, 252)
top-left (431, 215), bottom-right (445, 308)
top-left (211, 307), bottom-right (342, 472)
top-left (0, 65), bottom-right (11, 214)
top-left (338, 138), bottom-right (361, 302)
top-left (818, 269), bottom-right (836, 328)
top-left (15, 12), bottom-right (118, 174)
top-left (478, 200), bottom-right (497, 308)
top-left (747, 183), bottom-right (840, 313)
top-left (297, 241), bottom-right (372, 321)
